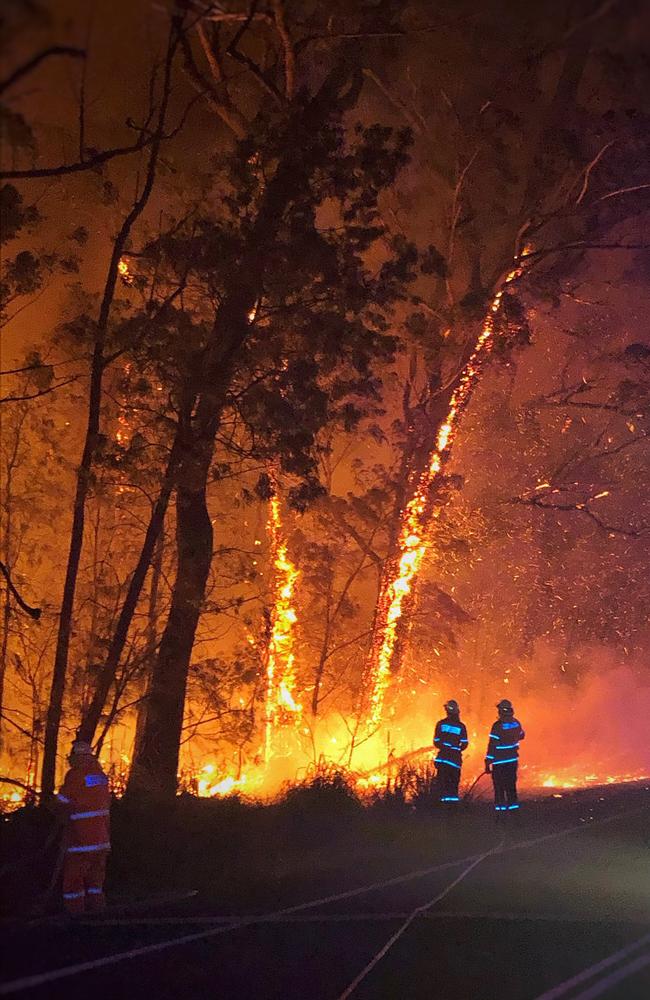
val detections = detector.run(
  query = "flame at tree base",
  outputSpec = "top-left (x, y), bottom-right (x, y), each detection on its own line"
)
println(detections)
top-left (3, 715), bottom-right (648, 812)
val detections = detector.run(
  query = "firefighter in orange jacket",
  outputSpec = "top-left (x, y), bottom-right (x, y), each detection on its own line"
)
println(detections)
top-left (56, 739), bottom-right (110, 915)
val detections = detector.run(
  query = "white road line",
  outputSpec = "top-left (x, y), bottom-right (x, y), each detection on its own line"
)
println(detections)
top-left (1, 802), bottom-right (647, 996)
top-left (335, 847), bottom-right (498, 1000)
top-left (80, 910), bottom-right (648, 927)
top-left (570, 951), bottom-right (650, 999)
top-left (0, 856), bottom-right (490, 1000)
top-left (532, 931), bottom-right (650, 999)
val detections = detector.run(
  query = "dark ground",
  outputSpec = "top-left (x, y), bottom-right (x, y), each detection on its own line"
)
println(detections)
top-left (1, 780), bottom-right (649, 999)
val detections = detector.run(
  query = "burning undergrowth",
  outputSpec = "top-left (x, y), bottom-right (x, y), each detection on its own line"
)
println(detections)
top-left (175, 651), bottom-right (650, 805)
top-left (2, 649), bottom-right (649, 814)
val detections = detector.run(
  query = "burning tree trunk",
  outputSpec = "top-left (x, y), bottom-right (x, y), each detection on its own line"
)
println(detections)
top-left (362, 275), bottom-right (521, 726)
top-left (133, 494), bottom-right (212, 793)
top-left (360, 23), bottom-right (600, 727)
top-left (264, 488), bottom-right (301, 761)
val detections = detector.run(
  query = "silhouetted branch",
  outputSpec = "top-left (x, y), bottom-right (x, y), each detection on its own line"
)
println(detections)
top-left (0, 45), bottom-right (85, 95)
top-left (0, 134), bottom-right (155, 180)
top-left (0, 376), bottom-right (78, 404)
top-left (512, 494), bottom-right (648, 537)
top-left (0, 561), bottom-right (41, 619)
top-left (574, 140), bottom-right (615, 204)
top-left (0, 775), bottom-right (35, 793)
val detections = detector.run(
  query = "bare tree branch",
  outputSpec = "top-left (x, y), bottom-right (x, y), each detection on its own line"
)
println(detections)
top-left (0, 362), bottom-right (51, 376)
top-left (0, 775), bottom-right (35, 793)
top-left (196, 20), bottom-right (224, 83)
top-left (0, 45), bottom-right (85, 95)
top-left (180, 29), bottom-right (247, 138)
top-left (0, 561), bottom-right (41, 619)
top-left (596, 183), bottom-right (650, 203)
top-left (575, 140), bottom-right (616, 204)
top-left (226, 10), bottom-right (285, 105)
top-left (362, 68), bottom-right (428, 137)
top-left (271, 0), bottom-right (295, 100)
top-left (518, 241), bottom-right (650, 267)
top-left (0, 133), bottom-right (156, 181)
top-left (513, 494), bottom-right (648, 537)
top-left (0, 376), bottom-right (78, 404)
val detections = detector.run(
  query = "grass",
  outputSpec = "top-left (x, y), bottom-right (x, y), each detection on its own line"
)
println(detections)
top-left (2, 771), bottom-right (648, 919)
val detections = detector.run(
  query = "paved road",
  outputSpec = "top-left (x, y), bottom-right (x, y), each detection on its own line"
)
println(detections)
top-left (2, 802), bottom-right (649, 999)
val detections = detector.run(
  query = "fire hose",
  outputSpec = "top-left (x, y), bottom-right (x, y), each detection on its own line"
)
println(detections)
top-left (463, 770), bottom-right (490, 801)
top-left (336, 839), bottom-right (505, 1000)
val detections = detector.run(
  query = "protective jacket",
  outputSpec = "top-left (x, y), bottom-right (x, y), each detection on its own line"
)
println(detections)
top-left (485, 718), bottom-right (525, 767)
top-left (433, 717), bottom-right (468, 770)
top-left (57, 758), bottom-right (110, 854)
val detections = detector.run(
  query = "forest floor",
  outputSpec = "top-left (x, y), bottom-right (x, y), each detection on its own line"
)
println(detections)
top-left (1, 780), bottom-right (649, 999)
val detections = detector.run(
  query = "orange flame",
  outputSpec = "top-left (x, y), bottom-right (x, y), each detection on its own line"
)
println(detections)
top-left (117, 257), bottom-right (133, 285)
top-left (196, 763), bottom-right (250, 798)
top-left (264, 490), bottom-right (302, 761)
top-left (364, 265), bottom-right (523, 727)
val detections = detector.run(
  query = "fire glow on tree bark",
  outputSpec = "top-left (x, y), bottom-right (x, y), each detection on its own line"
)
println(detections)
top-left (362, 259), bottom-right (525, 728)
top-left (263, 486), bottom-right (301, 763)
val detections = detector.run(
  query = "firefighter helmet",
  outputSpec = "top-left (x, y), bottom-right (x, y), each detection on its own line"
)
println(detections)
top-left (70, 739), bottom-right (94, 757)
top-left (444, 699), bottom-right (460, 714)
top-left (496, 699), bottom-right (513, 714)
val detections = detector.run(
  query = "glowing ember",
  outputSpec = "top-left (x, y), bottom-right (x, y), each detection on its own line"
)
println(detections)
top-left (363, 264), bottom-right (523, 727)
top-left (264, 487), bottom-right (302, 762)
top-left (117, 257), bottom-right (133, 284)
top-left (538, 770), bottom-right (649, 790)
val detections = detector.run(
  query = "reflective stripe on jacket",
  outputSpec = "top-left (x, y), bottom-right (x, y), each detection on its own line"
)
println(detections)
top-left (433, 717), bottom-right (468, 769)
top-left (485, 718), bottom-right (525, 765)
top-left (57, 761), bottom-right (110, 852)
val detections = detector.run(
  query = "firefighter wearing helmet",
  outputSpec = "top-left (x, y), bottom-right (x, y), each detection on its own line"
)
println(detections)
top-left (484, 699), bottom-right (526, 812)
top-left (433, 699), bottom-right (468, 803)
top-left (56, 739), bottom-right (111, 915)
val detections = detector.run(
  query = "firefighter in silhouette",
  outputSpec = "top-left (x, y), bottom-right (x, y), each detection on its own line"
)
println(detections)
top-left (484, 699), bottom-right (525, 812)
top-left (433, 699), bottom-right (468, 803)
top-left (56, 739), bottom-right (111, 914)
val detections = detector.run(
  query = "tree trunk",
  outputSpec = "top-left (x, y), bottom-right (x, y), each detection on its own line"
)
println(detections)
top-left (126, 312), bottom-right (245, 796)
top-left (363, 377), bottom-right (457, 699)
top-left (0, 417), bottom-right (20, 755)
top-left (132, 531), bottom-right (163, 760)
top-left (77, 426), bottom-right (185, 743)
top-left (0, 405), bottom-right (29, 754)
top-left (128, 63), bottom-right (362, 797)
top-left (128, 460), bottom-right (213, 797)
top-left (40, 24), bottom-right (180, 796)
top-left (311, 575), bottom-right (333, 717)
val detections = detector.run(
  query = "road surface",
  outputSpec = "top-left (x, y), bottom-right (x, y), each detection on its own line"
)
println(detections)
top-left (2, 793), bottom-right (649, 999)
